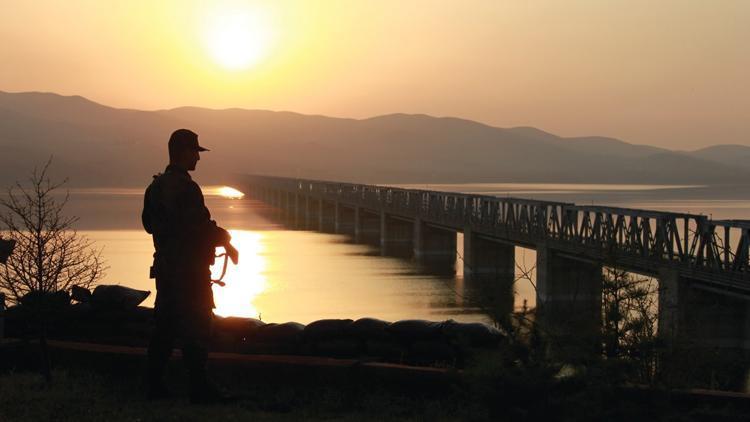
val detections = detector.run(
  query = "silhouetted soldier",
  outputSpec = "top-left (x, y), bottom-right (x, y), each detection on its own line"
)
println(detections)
top-left (142, 129), bottom-right (239, 403)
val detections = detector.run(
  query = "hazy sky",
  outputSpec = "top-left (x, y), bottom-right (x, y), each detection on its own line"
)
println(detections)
top-left (1, 0), bottom-right (748, 149)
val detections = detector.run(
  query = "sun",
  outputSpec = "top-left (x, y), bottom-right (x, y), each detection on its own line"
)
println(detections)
top-left (203, 7), bottom-right (273, 71)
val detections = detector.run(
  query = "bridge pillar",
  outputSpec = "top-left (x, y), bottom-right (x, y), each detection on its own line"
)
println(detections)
top-left (333, 202), bottom-right (339, 232)
top-left (319, 200), bottom-right (336, 233)
top-left (301, 197), bottom-right (319, 231)
top-left (659, 270), bottom-right (750, 350)
top-left (658, 269), bottom-right (750, 389)
top-left (414, 219), bottom-right (456, 274)
top-left (279, 191), bottom-right (287, 222)
top-left (335, 203), bottom-right (356, 236)
top-left (317, 199), bottom-right (324, 231)
top-left (309, 198), bottom-right (322, 231)
top-left (463, 228), bottom-right (515, 279)
top-left (536, 246), bottom-right (602, 359)
top-left (658, 269), bottom-right (686, 343)
top-left (285, 192), bottom-right (294, 225)
top-left (293, 194), bottom-right (302, 229)
top-left (303, 196), bottom-right (312, 229)
top-left (273, 190), bottom-right (283, 220)
top-left (463, 228), bottom-right (515, 320)
top-left (355, 208), bottom-right (381, 246)
top-left (380, 213), bottom-right (414, 258)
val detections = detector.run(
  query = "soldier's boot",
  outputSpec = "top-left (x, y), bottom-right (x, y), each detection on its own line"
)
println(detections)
top-left (184, 344), bottom-right (237, 404)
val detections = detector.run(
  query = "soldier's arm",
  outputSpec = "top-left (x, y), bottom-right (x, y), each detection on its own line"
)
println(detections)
top-left (176, 182), bottom-right (232, 248)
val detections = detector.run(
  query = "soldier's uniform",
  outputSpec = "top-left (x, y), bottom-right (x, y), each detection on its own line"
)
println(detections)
top-left (142, 163), bottom-right (230, 396)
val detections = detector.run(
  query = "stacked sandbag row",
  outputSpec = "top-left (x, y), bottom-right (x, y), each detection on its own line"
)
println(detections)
top-left (4, 285), bottom-right (506, 367)
top-left (212, 316), bottom-right (506, 366)
top-left (4, 285), bottom-right (155, 346)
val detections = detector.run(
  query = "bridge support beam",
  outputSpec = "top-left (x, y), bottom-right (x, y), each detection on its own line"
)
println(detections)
top-left (659, 269), bottom-right (750, 389)
top-left (380, 213), bottom-right (414, 258)
top-left (536, 246), bottom-right (602, 358)
top-left (414, 219), bottom-right (456, 274)
top-left (463, 229), bottom-right (515, 319)
top-left (355, 208), bottom-right (381, 246)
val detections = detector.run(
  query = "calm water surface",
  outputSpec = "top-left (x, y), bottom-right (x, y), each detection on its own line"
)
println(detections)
top-left (63, 183), bottom-right (750, 324)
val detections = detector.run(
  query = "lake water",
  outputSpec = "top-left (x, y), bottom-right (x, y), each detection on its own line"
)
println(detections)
top-left (53, 182), bottom-right (750, 324)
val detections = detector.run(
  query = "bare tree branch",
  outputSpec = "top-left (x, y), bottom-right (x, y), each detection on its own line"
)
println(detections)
top-left (0, 158), bottom-right (107, 304)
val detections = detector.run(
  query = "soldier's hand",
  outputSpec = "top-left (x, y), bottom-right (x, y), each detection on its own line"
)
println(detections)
top-left (226, 243), bottom-right (239, 265)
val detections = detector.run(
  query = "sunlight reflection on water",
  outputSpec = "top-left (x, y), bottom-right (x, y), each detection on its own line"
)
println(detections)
top-left (72, 182), bottom-right (750, 324)
top-left (211, 230), bottom-right (266, 318)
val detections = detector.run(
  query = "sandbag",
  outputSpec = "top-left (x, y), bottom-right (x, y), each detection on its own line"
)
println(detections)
top-left (16, 291), bottom-right (71, 327)
top-left (71, 285), bottom-right (92, 303)
top-left (213, 316), bottom-right (265, 340)
top-left (409, 340), bottom-right (457, 364)
top-left (2, 305), bottom-right (27, 337)
top-left (65, 302), bottom-right (93, 321)
top-left (349, 318), bottom-right (391, 340)
top-left (91, 285), bottom-right (150, 310)
top-left (442, 320), bottom-right (504, 347)
top-left (19, 290), bottom-right (70, 311)
top-left (309, 339), bottom-right (361, 358)
top-left (240, 340), bottom-right (298, 355)
top-left (120, 321), bottom-right (153, 339)
top-left (303, 319), bottom-right (353, 342)
top-left (253, 321), bottom-right (305, 344)
top-left (128, 306), bottom-right (154, 323)
top-left (387, 319), bottom-right (444, 342)
top-left (89, 306), bottom-right (153, 326)
top-left (364, 339), bottom-right (404, 360)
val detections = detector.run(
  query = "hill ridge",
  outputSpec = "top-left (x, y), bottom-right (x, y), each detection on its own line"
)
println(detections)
top-left (0, 90), bottom-right (746, 187)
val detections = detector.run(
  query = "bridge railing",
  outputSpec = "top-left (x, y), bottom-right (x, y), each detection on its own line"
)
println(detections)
top-left (238, 175), bottom-right (750, 282)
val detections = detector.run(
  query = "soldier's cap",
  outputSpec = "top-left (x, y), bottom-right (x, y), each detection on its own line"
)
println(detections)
top-left (169, 129), bottom-right (209, 153)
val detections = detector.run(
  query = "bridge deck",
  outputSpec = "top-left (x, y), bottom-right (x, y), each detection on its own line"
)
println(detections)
top-left (236, 175), bottom-right (750, 293)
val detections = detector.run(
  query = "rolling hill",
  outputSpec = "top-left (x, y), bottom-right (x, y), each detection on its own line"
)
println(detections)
top-left (0, 90), bottom-right (746, 187)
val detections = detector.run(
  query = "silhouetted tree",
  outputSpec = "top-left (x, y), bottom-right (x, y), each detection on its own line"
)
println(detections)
top-left (0, 159), bottom-right (105, 380)
top-left (601, 267), bottom-right (659, 383)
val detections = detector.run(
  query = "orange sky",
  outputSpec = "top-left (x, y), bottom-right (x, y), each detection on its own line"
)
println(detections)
top-left (1, 0), bottom-right (748, 149)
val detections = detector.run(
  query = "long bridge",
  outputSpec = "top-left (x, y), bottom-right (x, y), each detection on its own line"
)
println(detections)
top-left (234, 174), bottom-right (750, 353)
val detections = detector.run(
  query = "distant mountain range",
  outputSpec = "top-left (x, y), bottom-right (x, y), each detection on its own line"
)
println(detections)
top-left (0, 90), bottom-right (747, 187)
